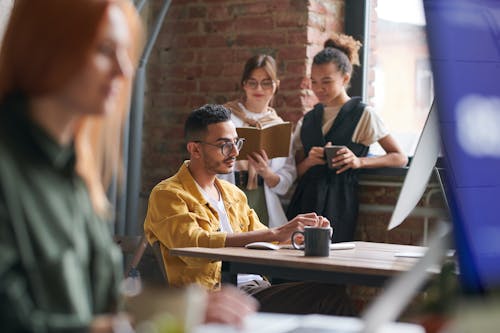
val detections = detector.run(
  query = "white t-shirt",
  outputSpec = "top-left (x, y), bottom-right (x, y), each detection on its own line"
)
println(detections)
top-left (195, 182), bottom-right (263, 285)
top-left (292, 104), bottom-right (389, 154)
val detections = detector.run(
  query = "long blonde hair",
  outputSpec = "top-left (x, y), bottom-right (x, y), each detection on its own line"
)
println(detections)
top-left (0, 0), bottom-right (143, 215)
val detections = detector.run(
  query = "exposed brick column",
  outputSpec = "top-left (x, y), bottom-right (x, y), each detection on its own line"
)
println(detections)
top-left (303, 0), bottom-right (345, 112)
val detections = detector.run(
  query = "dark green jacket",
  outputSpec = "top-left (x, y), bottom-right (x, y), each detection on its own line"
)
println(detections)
top-left (0, 95), bottom-right (122, 332)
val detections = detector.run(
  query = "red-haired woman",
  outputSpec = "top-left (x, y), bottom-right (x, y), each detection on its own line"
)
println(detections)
top-left (0, 1), bottom-right (256, 331)
top-left (0, 0), bottom-right (142, 331)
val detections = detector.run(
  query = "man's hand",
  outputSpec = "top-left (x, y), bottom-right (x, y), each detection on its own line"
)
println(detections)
top-left (225, 213), bottom-right (331, 247)
top-left (204, 286), bottom-right (258, 327)
top-left (272, 213), bottom-right (330, 243)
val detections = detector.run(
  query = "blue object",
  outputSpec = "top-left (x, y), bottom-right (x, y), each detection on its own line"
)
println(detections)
top-left (424, 0), bottom-right (500, 293)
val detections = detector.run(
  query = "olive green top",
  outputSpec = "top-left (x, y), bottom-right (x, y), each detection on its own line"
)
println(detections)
top-left (0, 94), bottom-right (122, 332)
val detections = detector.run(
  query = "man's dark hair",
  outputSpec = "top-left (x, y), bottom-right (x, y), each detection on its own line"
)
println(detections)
top-left (184, 104), bottom-right (231, 142)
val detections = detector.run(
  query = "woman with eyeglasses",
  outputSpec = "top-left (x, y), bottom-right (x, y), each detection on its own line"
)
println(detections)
top-left (287, 33), bottom-right (408, 243)
top-left (221, 54), bottom-right (296, 227)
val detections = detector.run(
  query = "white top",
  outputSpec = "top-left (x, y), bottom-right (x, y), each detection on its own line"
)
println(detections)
top-left (237, 102), bottom-right (275, 120)
top-left (195, 182), bottom-right (263, 285)
top-left (218, 103), bottom-right (296, 227)
top-left (292, 104), bottom-right (389, 154)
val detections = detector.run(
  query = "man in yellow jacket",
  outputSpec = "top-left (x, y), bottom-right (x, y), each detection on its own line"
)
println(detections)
top-left (144, 104), bottom-right (353, 315)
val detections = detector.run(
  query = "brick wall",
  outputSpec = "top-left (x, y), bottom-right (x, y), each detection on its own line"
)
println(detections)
top-left (349, 173), bottom-right (448, 313)
top-left (357, 177), bottom-right (447, 245)
top-left (306, 0), bottom-right (344, 84)
top-left (140, 0), bottom-right (447, 313)
top-left (142, 0), bottom-right (345, 192)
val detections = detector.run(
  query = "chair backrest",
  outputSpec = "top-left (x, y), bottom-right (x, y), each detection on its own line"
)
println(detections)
top-left (151, 241), bottom-right (168, 283)
top-left (126, 235), bottom-right (148, 276)
top-left (115, 235), bottom-right (169, 286)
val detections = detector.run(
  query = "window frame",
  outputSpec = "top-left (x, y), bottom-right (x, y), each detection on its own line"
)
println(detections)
top-left (345, 0), bottom-right (434, 157)
top-left (344, 0), bottom-right (370, 101)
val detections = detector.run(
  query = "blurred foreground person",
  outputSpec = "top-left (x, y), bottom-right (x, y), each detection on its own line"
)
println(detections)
top-left (0, 1), bottom-right (255, 332)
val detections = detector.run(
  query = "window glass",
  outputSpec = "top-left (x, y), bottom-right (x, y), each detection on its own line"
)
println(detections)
top-left (368, 0), bottom-right (433, 155)
top-left (0, 0), bottom-right (14, 43)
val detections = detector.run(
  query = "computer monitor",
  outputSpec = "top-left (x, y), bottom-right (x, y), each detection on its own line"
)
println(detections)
top-left (423, 0), bottom-right (500, 293)
top-left (388, 99), bottom-right (440, 231)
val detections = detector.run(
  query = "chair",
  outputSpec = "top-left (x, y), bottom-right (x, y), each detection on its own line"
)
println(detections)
top-left (115, 235), bottom-right (168, 286)
top-left (151, 240), bottom-right (168, 282)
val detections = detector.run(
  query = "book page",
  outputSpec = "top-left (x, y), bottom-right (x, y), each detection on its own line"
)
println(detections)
top-left (236, 122), bottom-right (292, 160)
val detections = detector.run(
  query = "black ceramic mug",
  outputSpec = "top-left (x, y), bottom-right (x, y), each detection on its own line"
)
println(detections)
top-left (291, 226), bottom-right (332, 257)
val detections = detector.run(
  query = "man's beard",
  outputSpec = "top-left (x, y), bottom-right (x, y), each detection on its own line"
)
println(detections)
top-left (204, 155), bottom-right (235, 175)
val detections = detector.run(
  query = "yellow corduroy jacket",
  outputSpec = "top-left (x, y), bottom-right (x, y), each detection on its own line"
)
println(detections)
top-left (144, 161), bottom-right (267, 290)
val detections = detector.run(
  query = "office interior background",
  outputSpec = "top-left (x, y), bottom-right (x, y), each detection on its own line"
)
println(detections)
top-left (0, 0), bottom-right (446, 311)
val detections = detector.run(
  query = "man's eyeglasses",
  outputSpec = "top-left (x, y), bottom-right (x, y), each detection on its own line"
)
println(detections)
top-left (194, 138), bottom-right (245, 156)
top-left (244, 79), bottom-right (275, 90)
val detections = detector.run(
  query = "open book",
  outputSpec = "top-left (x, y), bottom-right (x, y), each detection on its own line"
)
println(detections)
top-left (236, 122), bottom-right (292, 160)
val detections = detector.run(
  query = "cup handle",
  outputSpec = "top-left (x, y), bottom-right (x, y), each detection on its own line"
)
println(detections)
top-left (291, 231), bottom-right (305, 250)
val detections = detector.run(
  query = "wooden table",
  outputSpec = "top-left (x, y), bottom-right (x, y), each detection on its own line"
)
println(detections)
top-left (169, 241), bottom-right (425, 287)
